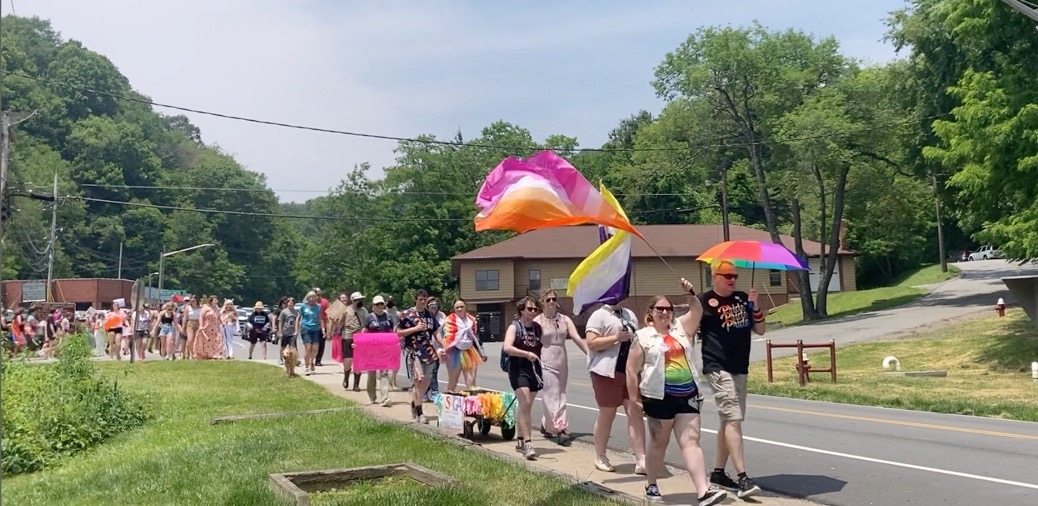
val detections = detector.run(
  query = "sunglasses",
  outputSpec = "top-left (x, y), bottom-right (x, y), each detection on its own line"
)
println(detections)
top-left (523, 306), bottom-right (539, 312)
top-left (653, 306), bottom-right (674, 313)
top-left (545, 297), bottom-right (557, 303)
top-left (717, 273), bottom-right (738, 280)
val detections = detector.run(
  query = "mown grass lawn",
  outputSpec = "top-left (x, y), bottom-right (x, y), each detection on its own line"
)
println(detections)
top-left (750, 310), bottom-right (1038, 421)
top-left (1, 361), bottom-right (618, 506)
top-left (769, 263), bottom-right (961, 326)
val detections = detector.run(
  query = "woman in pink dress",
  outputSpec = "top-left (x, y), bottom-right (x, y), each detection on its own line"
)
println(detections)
top-left (194, 296), bottom-right (225, 360)
top-left (534, 289), bottom-right (588, 446)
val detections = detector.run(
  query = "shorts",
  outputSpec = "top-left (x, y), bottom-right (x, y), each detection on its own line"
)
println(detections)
top-left (410, 357), bottom-right (438, 381)
top-left (135, 330), bottom-right (149, 340)
top-left (158, 324), bottom-right (174, 337)
top-left (280, 334), bottom-right (297, 347)
top-left (508, 359), bottom-right (543, 392)
top-left (641, 393), bottom-right (701, 420)
top-left (708, 370), bottom-right (748, 422)
top-left (246, 332), bottom-right (268, 344)
top-left (341, 336), bottom-right (354, 359)
top-left (590, 372), bottom-right (629, 408)
top-left (300, 328), bottom-right (321, 345)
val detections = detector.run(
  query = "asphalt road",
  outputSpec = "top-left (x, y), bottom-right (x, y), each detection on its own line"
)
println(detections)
top-left (343, 260), bottom-right (1038, 506)
top-left (412, 343), bottom-right (1038, 506)
top-left (756, 259), bottom-right (1038, 362)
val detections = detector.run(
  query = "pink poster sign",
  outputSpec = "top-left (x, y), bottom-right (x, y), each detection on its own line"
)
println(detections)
top-left (353, 332), bottom-right (401, 372)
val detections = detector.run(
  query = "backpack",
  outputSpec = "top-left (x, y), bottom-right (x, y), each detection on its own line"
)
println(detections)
top-left (500, 321), bottom-right (525, 372)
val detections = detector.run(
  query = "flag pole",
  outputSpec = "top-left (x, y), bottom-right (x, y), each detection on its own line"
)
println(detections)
top-left (641, 239), bottom-right (676, 272)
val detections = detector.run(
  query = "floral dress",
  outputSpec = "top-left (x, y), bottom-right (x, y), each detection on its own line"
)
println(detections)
top-left (194, 306), bottom-right (225, 359)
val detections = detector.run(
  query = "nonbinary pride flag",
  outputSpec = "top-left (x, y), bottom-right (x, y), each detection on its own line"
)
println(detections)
top-left (567, 184), bottom-right (633, 314)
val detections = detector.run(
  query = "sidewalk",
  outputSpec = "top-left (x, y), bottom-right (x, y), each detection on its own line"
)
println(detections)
top-left (283, 362), bottom-right (818, 506)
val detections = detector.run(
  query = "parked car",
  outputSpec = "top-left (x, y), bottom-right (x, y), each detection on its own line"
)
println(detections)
top-left (968, 245), bottom-right (1002, 261)
top-left (236, 308), bottom-right (249, 336)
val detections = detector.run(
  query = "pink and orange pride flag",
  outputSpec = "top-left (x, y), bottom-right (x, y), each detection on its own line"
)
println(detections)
top-left (474, 151), bottom-right (644, 239)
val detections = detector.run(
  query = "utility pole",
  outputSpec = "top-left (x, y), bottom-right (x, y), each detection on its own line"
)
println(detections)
top-left (933, 172), bottom-right (948, 273)
top-left (720, 161), bottom-right (731, 242)
top-left (117, 241), bottom-right (123, 279)
top-left (46, 172), bottom-right (58, 301)
top-left (0, 112), bottom-right (10, 292)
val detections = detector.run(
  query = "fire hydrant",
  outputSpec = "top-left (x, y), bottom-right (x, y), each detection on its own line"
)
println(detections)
top-left (996, 298), bottom-right (1006, 317)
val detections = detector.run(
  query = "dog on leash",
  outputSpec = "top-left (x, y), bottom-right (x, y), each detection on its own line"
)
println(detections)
top-left (283, 347), bottom-right (298, 378)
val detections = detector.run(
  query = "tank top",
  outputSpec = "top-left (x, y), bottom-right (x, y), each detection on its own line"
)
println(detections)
top-left (161, 312), bottom-right (175, 325)
top-left (513, 321), bottom-right (543, 357)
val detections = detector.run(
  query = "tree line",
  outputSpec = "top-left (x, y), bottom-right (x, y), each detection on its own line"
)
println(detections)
top-left (2, 1), bottom-right (1036, 322)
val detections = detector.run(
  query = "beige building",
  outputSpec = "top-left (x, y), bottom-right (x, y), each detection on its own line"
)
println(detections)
top-left (451, 224), bottom-right (856, 341)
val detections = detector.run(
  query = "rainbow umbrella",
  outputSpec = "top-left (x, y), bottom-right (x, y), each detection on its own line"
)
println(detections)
top-left (696, 240), bottom-right (808, 285)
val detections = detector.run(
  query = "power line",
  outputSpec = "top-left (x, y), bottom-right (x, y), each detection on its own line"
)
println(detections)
top-left (74, 182), bottom-right (708, 198)
top-left (72, 195), bottom-right (476, 222)
top-left (7, 71), bottom-right (688, 153)
top-left (6, 71), bottom-right (951, 153)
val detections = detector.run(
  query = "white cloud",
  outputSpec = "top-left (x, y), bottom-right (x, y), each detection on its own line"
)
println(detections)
top-left (16, 0), bottom-right (903, 202)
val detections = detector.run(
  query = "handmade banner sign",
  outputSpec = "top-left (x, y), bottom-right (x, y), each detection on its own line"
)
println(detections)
top-left (352, 332), bottom-right (401, 372)
top-left (437, 393), bottom-right (465, 430)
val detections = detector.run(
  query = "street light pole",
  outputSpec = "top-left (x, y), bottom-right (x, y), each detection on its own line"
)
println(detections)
top-left (156, 243), bottom-right (215, 301)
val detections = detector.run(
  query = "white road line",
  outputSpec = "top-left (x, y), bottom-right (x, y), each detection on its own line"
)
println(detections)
top-left (432, 379), bottom-right (1038, 492)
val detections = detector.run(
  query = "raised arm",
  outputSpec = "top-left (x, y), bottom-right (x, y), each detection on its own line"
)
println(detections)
top-left (677, 277), bottom-right (704, 338)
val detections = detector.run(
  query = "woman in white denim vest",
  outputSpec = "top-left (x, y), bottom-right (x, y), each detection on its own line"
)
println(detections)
top-left (626, 278), bottom-right (727, 506)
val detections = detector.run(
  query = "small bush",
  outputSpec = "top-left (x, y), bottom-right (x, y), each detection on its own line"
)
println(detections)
top-left (1, 334), bottom-right (148, 475)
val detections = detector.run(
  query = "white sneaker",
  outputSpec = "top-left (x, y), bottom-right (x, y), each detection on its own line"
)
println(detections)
top-left (594, 455), bottom-right (615, 472)
top-left (418, 414), bottom-right (428, 425)
top-left (380, 398), bottom-right (392, 407)
top-left (523, 441), bottom-right (536, 460)
top-left (634, 460), bottom-right (647, 475)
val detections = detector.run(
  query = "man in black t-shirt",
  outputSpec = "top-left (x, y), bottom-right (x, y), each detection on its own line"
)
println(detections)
top-left (698, 259), bottom-right (765, 499)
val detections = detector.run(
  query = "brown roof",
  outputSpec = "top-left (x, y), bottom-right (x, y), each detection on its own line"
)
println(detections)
top-left (452, 224), bottom-right (853, 261)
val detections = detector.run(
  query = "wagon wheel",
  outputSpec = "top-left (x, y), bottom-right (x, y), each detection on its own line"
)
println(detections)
top-left (462, 421), bottom-right (474, 440)
top-left (500, 424), bottom-right (516, 441)
top-left (478, 419), bottom-right (493, 436)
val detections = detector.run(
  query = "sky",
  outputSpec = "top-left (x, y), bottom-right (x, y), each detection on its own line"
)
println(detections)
top-left (12, 0), bottom-right (908, 202)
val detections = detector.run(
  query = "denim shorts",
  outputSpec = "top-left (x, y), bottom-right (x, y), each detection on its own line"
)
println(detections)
top-left (300, 328), bottom-right (321, 345)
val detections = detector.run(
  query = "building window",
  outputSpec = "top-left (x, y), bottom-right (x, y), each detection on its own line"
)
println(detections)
top-left (529, 269), bottom-right (541, 291)
top-left (704, 265), bottom-right (712, 288)
top-left (769, 270), bottom-right (782, 287)
top-left (475, 270), bottom-right (499, 291)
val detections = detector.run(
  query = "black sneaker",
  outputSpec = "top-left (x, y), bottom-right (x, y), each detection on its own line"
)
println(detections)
top-left (698, 485), bottom-right (727, 506)
top-left (644, 484), bottom-right (663, 503)
top-left (710, 469), bottom-right (739, 490)
top-left (737, 475), bottom-right (761, 498)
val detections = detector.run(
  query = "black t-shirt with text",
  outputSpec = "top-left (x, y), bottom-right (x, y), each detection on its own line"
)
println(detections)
top-left (697, 290), bottom-right (754, 375)
top-left (248, 311), bottom-right (270, 336)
